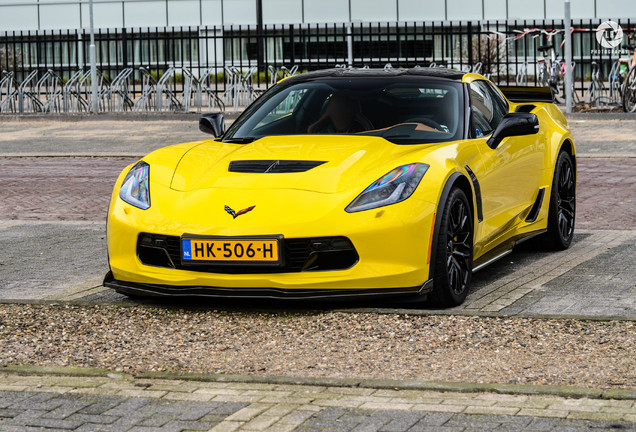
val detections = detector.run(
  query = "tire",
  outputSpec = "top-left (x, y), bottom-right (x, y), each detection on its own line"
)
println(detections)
top-left (622, 68), bottom-right (636, 113)
top-left (540, 150), bottom-right (576, 250)
top-left (430, 188), bottom-right (474, 307)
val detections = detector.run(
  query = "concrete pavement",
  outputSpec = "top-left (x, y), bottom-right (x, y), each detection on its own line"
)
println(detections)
top-left (1, 371), bottom-right (635, 431)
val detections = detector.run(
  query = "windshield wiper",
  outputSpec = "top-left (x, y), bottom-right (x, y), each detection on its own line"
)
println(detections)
top-left (223, 137), bottom-right (256, 144)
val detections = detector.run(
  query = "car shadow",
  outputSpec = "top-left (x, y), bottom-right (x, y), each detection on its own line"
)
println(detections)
top-left (91, 233), bottom-right (589, 314)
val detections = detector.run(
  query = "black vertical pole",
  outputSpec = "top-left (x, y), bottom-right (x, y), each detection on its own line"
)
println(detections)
top-left (256, 0), bottom-right (264, 74)
top-left (122, 27), bottom-right (128, 70)
top-left (467, 21), bottom-right (473, 70)
top-left (289, 24), bottom-right (295, 67)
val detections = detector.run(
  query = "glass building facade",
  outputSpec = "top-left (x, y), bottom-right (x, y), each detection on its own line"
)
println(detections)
top-left (0, 0), bottom-right (635, 32)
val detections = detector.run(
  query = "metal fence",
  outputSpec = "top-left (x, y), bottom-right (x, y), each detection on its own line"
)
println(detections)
top-left (1, 19), bottom-right (634, 113)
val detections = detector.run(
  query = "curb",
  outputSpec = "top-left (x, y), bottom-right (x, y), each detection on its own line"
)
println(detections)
top-left (1, 298), bottom-right (636, 322)
top-left (565, 112), bottom-right (636, 120)
top-left (2, 365), bottom-right (635, 401)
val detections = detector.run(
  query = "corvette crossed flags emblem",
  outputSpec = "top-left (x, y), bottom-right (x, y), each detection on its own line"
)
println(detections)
top-left (224, 205), bottom-right (255, 219)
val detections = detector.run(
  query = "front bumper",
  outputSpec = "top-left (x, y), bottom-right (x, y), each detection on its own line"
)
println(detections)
top-left (106, 182), bottom-right (437, 294)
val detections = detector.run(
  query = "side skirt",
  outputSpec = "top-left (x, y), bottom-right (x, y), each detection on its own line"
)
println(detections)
top-left (473, 229), bottom-right (547, 273)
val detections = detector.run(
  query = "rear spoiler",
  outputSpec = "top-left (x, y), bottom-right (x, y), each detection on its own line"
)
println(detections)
top-left (497, 86), bottom-right (554, 103)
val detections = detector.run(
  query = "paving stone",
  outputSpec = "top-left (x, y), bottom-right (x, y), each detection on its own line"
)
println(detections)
top-left (67, 412), bottom-right (120, 424)
top-left (379, 411), bottom-right (424, 431)
top-left (523, 416), bottom-right (561, 431)
top-left (414, 412), bottom-right (455, 427)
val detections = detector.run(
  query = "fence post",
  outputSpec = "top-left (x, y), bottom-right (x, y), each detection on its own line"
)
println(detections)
top-left (347, 22), bottom-right (353, 67)
top-left (256, 0), bottom-right (265, 74)
top-left (88, 0), bottom-right (98, 113)
top-left (564, 0), bottom-right (573, 112)
top-left (467, 21), bottom-right (473, 70)
top-left (122, 27), bottom-right (128, 70)
top-left (289, 24), bottom-right (295, 68)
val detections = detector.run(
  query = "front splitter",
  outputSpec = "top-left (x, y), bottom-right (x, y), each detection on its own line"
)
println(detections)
top-left (103, 271), bottom-right (433, 301)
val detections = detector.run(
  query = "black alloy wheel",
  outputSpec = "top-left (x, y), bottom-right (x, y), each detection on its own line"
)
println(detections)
top-left (541, 150), bottom-right (576, 250)
top-left (431, 187), bottom-right (473, 307)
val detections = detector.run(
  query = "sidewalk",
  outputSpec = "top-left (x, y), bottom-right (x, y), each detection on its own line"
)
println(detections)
top-left (1, 370), bottom-right (635, 431)
top-left (0, 113), bottom-right (635, 157)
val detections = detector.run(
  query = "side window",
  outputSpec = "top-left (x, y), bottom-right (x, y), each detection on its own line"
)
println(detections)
top-left (469, 80), bottom-right (507, 138)
top-left (255, 89), bottom-right (308, 129)
top-left (485, 81), bottom-right (509, 118)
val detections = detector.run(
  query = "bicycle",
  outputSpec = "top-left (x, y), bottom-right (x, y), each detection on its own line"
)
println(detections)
top-left (537, 43), bottom-right (578, 104)
top-left (537, 44), bottom-right (561, 101)
top-left (620, 43), bottom-right (636, 112)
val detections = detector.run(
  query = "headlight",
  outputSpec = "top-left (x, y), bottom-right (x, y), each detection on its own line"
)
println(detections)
top-left (119, 161), bottom-right (150, 210)
top-left (346, 163), bottom-right (429, 212)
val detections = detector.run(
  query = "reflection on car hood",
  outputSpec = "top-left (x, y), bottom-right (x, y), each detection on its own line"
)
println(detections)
top-left (169, 135), bottom-right (434, 193)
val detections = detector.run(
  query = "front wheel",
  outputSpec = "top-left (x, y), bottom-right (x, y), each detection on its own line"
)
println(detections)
top-left (430, 188), bottom-right (474, 307)
top-left (622, 68), bottom-right (636, 113)
top-left (540, 151), bottom-right (576, 250)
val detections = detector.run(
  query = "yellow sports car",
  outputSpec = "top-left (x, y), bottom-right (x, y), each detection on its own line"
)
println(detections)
top-left (105, 68), bottom-right (575, 306)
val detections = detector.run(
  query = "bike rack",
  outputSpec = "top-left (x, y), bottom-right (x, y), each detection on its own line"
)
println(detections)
top-left (17, 70), bottom-right (42, 113)
top-left (132, 67), bottom-right (157, 112)
top-left (516, 62), bottom-right (528, 86)
top-left (0, 70), bottom-right (17, 113)
top-left (199, 68), bottom-right (226, 112)
top-left (223, 66), bottom-right (257, 111)
top-left (155, 67), bottom-right (182, 112)
top-left (62, 70), bottom-right (87, 113)
top-left (585, 62), bottom-right (609, 107)
top-left (100, 68), bottom-right (132, 112)
top-left (608, 61), bottom-right (623, 106)
top-left (180, 67), bottom-right (231, 113)
top-left (36, 69), bottom-right (63, 113)
top-left (0, 65), bottom-right (273, 114)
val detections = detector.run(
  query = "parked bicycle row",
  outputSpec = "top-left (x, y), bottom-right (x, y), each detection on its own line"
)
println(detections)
top-left (511, 41), bottom-right (636, 112)
top-left (0, 64), bottom-right (300, 114)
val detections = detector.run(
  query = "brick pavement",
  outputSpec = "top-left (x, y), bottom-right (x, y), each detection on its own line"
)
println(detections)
top-left (0, 157), bottom-right (633, 227)
top-left (0, 373), bottom-right (634, 431)
top-left (0, 157), bottom-right (132, 221)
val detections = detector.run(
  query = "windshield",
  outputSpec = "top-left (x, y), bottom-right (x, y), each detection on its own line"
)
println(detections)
top-left (224, 77), bottom-right (465, 144)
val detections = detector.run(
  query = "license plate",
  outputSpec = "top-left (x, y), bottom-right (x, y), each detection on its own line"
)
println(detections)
top-left (181, 236), bottom-right (281, 265)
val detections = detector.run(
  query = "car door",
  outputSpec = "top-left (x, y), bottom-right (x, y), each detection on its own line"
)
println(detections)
top-left (468, 80), bottom-right (544, 251)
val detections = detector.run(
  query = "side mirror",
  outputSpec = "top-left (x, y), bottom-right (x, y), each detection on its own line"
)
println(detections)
top-left (199, 113), bottom-right (225, 137)
top-left (487, 112), bottom-right (539, 149)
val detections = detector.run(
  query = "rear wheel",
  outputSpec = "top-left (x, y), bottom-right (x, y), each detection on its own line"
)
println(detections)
top-left (430, 188), bottom-right (473, 307)
top-left (540, 150), bottom-right (576, 250)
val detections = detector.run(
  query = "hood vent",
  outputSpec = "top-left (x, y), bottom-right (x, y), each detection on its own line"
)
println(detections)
top-left (229, 160), bottom-right (327, 173)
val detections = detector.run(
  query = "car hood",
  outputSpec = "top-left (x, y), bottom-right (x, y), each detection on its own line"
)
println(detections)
top-left (168, 135), bottom-right (433, 194)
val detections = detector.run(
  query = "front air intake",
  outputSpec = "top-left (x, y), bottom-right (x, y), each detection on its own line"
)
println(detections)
top-left (137, 233), bottom-right (358, 273)
top-left (229, 160), bottom-right (326, 173)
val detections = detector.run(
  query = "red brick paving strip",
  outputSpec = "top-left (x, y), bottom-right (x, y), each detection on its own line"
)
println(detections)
top-left (0, 157), bottom-right (134, 221)
top-left (576, 157), bottom-right (636, 230)
top-left (0, 157), bottom-right (634, 229)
